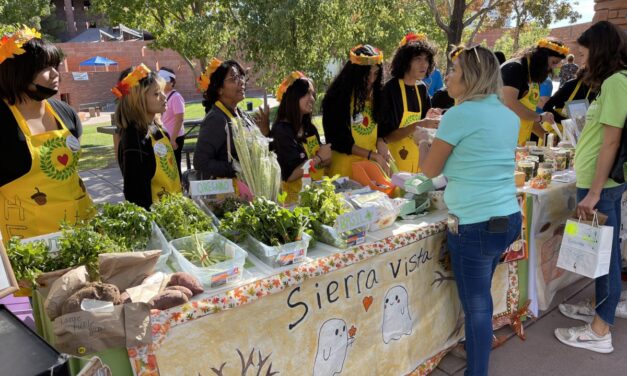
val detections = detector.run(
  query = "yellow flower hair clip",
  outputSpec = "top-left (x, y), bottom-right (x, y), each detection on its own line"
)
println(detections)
top-left (537, 39), bottom-right (569, 56)
top-left (0, 26), bottom-right (42, 64)
top-left (197, 57), bottom-right (223, 93)
top-left (399, 32), bottom-right (427, 47)
top-left (276, 71), bottom-right (307, 102)
top-left (111, 63), bottom-right (151, 99)
top-left (349, 45), bottom-right (384, 66)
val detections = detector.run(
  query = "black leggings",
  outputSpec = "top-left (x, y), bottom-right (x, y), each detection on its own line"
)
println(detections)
top-left (173, 135), bottom-right (185, 176)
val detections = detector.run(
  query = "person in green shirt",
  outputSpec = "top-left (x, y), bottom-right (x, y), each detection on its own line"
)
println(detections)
top-left (554, 21), bottom-right (627, 355)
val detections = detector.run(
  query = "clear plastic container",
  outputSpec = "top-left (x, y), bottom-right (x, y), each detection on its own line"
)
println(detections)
top-left (138, 222), bottom-right (172, 272)
top-left (245, 232), bottom-right (311, 269)
top-left (313, 222), bottom-right (367, 249)
top-left (169, 232), bottom-right (247, 288)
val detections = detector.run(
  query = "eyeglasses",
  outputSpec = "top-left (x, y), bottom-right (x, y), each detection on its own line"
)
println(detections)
top-left (452, 44), bottom-right (481, 64)
top-left (225, 73), bottom-right (247, 83)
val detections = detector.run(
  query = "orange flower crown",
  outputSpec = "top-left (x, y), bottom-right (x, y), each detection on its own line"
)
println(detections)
top-left (111, 63), bottom-right (151, 99)
top-left (349, 45), bottom-right (384, 66)
top-left (537, 39), bottom-right (569, 57)
top-left (197, 57), bottom-right (223, 93)
top-left (276, 71), bottom-right (307, 102)
top-left (399, 32), bottom-right (427, 47)
top-left (0, 26), bottom-right (41, 64)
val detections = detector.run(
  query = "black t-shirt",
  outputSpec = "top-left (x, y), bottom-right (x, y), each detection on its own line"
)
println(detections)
top-left (543, 78), bottom-right (598, 123)
top-left (501, 59), bottom-right (530, 99)
top-left (270, 121), bottom-right (321, 181)
top-left (379, 79), bottom-right (431, 138)
top-left (0, 99), bottom-right (82, 187)
top-left (117, 123), bottom-right (169, 210)
top-left (431, 88), bottom-right (455, 110)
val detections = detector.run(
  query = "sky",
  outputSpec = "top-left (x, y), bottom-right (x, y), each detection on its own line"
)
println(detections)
top-left (551, 0), bottom-right (595, 28)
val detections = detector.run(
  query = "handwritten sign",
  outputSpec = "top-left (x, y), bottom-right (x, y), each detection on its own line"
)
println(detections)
top-left (333, 207), bottom-right (377, 233)
top-left (21, 231), bottom-right (63, 253)
top-left (189, 179), bottom-right (235, 197)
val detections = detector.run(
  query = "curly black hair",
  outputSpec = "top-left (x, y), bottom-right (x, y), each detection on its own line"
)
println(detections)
top-left (322, 45), bottom-right (384, 129)
top-left (201, 60), bottom-right (246, 113)
top-left (390, 40), bottom-right (437, 79)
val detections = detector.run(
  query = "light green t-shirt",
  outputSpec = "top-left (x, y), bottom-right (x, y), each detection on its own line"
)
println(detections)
top-left (575, 71), bottom-right (627, 189)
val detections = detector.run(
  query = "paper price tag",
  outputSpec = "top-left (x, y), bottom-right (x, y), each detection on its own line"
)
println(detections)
top-left (21, 231), bottom-right (63, 253)
top-left (189, 179), bottom-right (235, 197)
top-left (210, 267), bottom-right (241, 288)
top-left (278, 249), bottom-right (305, 266)
top-left (334, 207), bottom-right (378, 233)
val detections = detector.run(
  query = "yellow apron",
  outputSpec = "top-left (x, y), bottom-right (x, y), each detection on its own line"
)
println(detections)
top-left (555, 79), bottom-right (591, 118)
top-left (517, 58), bottom-right (541, 146)
top-left (388, 79), bottom-right (423, 173)
top-left (1, 101), bottom-right (94, 242)
top-left (328, 99), bottom-right (378, 178)
top-left (149, 126), bottom-right (182, 203)
top-left (281, 134), bottom-right (324, 204)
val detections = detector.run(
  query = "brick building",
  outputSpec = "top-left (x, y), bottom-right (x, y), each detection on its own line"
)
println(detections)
top-left (55, 40), bottom-right (204, 112)
top-left (52, 0), bottom-right (103, 41)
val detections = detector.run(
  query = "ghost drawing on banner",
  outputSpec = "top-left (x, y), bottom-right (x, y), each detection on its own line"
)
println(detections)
top-left (313, 318), bottom-right (355, 376)
top-left (382, 285), bottom-right (413, 344)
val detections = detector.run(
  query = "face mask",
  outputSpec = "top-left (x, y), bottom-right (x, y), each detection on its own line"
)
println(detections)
top-left (25, 84), bottom-right (59, 101)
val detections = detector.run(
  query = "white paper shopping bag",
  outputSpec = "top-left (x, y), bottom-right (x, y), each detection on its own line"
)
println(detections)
top-left (557, 215), bottom-right (614, 279)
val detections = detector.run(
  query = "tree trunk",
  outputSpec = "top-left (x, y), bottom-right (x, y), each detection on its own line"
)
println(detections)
top-left (445, 0), bottom-right (466, 72)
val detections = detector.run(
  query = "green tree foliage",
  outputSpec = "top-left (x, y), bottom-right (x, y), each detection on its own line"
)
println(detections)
top-left (0, 0), bottom-right (51, 34)
top-left (492, 22), bottom-right (550, 59)
top-left (493, 0), bottom-right (580, 52)
top-left (90, 0), bottom-right (238, 74)
top-left (237, 0), bottom-right (444, 89)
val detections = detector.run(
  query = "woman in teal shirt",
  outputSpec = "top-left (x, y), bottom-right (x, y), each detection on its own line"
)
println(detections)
top-left (554, 21), bottom-right (626, 355)
top-left (417, 45), bottom-right (521, 376)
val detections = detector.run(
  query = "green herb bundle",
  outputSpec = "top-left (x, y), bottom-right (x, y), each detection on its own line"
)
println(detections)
top-left (230, 118), bottom-right (281, 201)
top-left (203, 196), bottom-right (246, 219)
top-left (299, 176), bottom-right (349, 227)
top-left (220, 197), bottom-right (312, 246)
top-left (6, 238), bottom-right (57, 286)
top-left (56, 223), bottom-right (121, 278)
top-left (90, 202), bottom-right (155, 250)
top-left (152, 193), bottom-right (215, 240)
top-left (179, 234), bottom-right (229, 267)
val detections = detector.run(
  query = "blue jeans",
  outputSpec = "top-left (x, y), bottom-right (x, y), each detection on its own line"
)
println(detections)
top-left (577, 184), bottom-right (625, 325)
top-left (448, 211), bottom-right (522, 376)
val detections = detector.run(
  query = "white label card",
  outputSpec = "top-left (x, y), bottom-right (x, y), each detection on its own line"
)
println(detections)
top-left (189, 179), bottom-right (235, 197)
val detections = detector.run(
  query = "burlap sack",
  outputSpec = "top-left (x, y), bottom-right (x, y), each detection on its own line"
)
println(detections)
top-left (44, 266), bottom-right (89, 320)
top-left (99, 250), bottom-right (160, 291)
top-left (53, 302), bottom-right (151, 356)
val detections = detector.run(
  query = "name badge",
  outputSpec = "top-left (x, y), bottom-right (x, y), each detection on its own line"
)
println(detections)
top-left (154, 142), bottom-right (168, 157)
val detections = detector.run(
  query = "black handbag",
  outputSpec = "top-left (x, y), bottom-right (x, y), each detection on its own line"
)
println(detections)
top-left (609, 121), bottom-right (627, 183)
top-left (607, 72), bottom-right (627, 184)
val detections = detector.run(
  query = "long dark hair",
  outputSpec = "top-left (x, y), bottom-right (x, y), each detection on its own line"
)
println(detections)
top-left (274, 78), bottom-right (314, 138)
top-left (322, 45), bottom-right (383, 128)
top-left (0, 37), bottom-right (63, 105)
top-left (201, 60), bottom-right (245, 113)
top-left (519, 39), bottom-right (567, 83)
top-left (577, 21), bottom-right (627, 90)
top-left (390, 40), bottom-right (437, 79)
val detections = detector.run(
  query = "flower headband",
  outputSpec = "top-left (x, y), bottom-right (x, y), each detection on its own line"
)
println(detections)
top-left (0, 26), bottom-right (41, 64)
top-left (450, 45), bottom-right (481, 64)
top-left (276, 71), bottom-right (307, 102)
top-left (349, 45), bottom-right (384, 66)
top-left (537, 39), bottom-right (569, 57)
top-left (197, 57), bottom-right (223, 93)
top-left (399, 32), bottom-right (427, 47)
top-left (111, 63), bottom-right (151, 98)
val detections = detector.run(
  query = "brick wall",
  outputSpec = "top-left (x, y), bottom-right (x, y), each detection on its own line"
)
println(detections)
top-left (55, 40), bottom-right (204, 111)
top-left (593, 0), bottom-right (627, 27)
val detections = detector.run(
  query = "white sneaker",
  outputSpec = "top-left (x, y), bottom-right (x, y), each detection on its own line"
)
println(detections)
top-left (559, 300), bottom-right (595, 323)
top-left (559, 299), bottom-right (627, 322)
top-left (616, 300), bottom-right (627, 319)
top-left (554, 324), bottom-right (613, 353)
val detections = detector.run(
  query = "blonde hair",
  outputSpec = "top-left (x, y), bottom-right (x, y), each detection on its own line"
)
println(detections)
top-left (449, 45), bottom-right (502, 104)
top-left (114, 69), bottom-right (165, 133)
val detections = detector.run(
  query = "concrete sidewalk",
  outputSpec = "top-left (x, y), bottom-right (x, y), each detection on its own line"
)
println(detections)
top-left (82, 167), bottom-right (627, 376)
